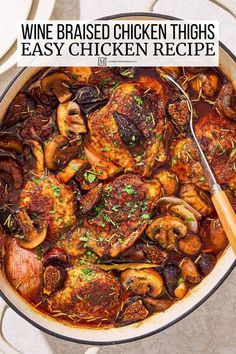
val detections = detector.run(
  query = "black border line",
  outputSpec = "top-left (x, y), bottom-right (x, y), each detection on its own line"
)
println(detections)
top-left (0, 12), bottom-right (235, 347)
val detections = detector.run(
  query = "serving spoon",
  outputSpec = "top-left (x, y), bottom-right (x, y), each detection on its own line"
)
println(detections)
top-left (157, 69), bottom-right (236, 255)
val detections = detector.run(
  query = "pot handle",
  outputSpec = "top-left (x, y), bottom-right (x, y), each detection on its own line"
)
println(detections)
top-left (0, 297), bottom-right (22, 354)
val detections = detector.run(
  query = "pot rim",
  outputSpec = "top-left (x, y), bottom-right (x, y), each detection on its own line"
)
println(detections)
top-left (0, 12), bottom-right (235, 347)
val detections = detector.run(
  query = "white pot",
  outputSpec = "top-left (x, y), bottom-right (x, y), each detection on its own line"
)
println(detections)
top-left (0, 13), bottom-right (235, 347)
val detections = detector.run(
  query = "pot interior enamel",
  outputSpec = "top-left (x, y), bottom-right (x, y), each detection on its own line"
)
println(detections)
top-left (0, 14), bottom-right (235, 345)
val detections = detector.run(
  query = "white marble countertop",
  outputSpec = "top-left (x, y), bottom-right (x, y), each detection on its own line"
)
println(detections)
top-left (0, 1), bottom-right (236, 353)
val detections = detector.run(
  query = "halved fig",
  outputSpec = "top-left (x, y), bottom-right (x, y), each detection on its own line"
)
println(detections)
top-left (146, 215), bottom-right (187, 250)
top-left (0, 133), bottom-right (23, 154)
top-left (57, 158), bottom-right (87, 183)
top-left (2, 93), bottom-right (34, 128)
top-left (113, 111), bottom-right (142, 147)
top-left (56, 101), bottom-right (86, 139)
top-left (122, 243), bottom-right (168, 265)
top-left (79, 183), bottom-right (102, 214)
top-left (4, 238), bottom-right (43, 301)
top-left (209, 218), bottom-right (228, 251)
top-left (0, 157), bottom-right (24, 204)
top-left (17, 208), bottom-right (47, 249)
top-left (24, 139), bottom-right (44, 176)
top-left (167, 96), bottom-right (189, 131)
top-left (44, 135), bottom-right (80, 170)
top-left (162, 264), bottom-right (181, 297)
top-left (42, 247), bottom-right (68, 266)
top-left (118, 297), bottom-right (149, 326)
top-left (121, 268), bottom-right (164, 298)
top-left (41, 72), bottom-right (73, 103)
top-left (43, 264), bottom-right (66, 296)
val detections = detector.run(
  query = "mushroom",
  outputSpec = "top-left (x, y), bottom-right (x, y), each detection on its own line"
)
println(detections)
top-left (84, 143), bottom-right (121, 180)
top-left (160, 67), bottom-right (182, 78)
top-left (196, 253), bottom-right (216, 276)
top-left (178, 233), bottom-right (202, 255)
top-left (69, 67), bottom-right (92, 83)
top-left (41, 72), bottom-right (73, 103)
top-left (215, 83), bottom-right (236, 120)
top-left (44, 135), bottom-right (80, 170)
top-left (79, 183), bottom-right (102, 214)
top-left (143, 297), bottom-right (173, 312)
top-left (180, 184), bottom-right (213, 216)
top-left (4, 238), bottom-right (43, 301)
top-left (2, 93), bottom-right (34, 129)
top-left (118, 297), bottom-right (149, 326)
top-left (17, 208), bottom-right (47, 249)
top-left (121, 268), bottom-right (164, 298)
top-left (169, 204), bottom-right (199, 233)
top-left (43, 264), bottom-right (66, 296)
top-left (209, 218), bottom-right (228, 252)
top-left (146, 215), bottom-right (187, 250)
top-left (57, 158), bottom-right (87, 183)
top-left (179, 258), bottom-right (201, 284)
top-left (0, 133), bottom-right (23, 154)
top-left (167, 96), bottom-right (189, 131)
top-left (191, 73), bottom-right (220, 98)
top-left (155, 170), bottom-right (178, 196)
top-left (24, 139), bottom-right (44, 176)
top-left (56, 101), bottom-right (87, 139)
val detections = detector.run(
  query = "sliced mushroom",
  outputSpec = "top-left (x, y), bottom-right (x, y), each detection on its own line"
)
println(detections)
top-left (157, 197), bottom-right (202, 220)
top-left (178, 233), bottom-right (202, 255)
top-left (43, 264), bottom-right (66, 296)
top-left (196, 253), bottom-right (216, 276)
top-left (209, 218), bottom-right (228, 252)
top-left (24, 139), bottom-right (44, 176)
top-left (79, 183), bottom-right (102, 214)
top-left (143, 297), bottom-right (173, 312)
top-left (84, 143), bottom-right (121, 180)
top-left (216, 83), bottom-right (236, 120)
top-left (146, 216), bottom-right (187, 250)
top-left (167, 96), bottom-right (189, 131)
top-left (170, 205), bottom-right (198, 233)
top-left (180, 184), bottom-right (213, 216)
top-left (57, 158), bottom-right (87, 183)
top-left (179, 257), bottom-right (201, 284)
top-left (155, 170), bottom-right (178, 196)
top-left (4, 238), bottom-right (42, 301)
top-left (118, 297), bottom-right (149, 326)
top-left (121, 268), bottom-right (164, 298)
top-left (41, 72), bottom-right (73, 103)
top-left (17, 208), bottom-right (47, 249)
top-left (44, 135), bottom-right (80, 170)
top-left (0, 133), bottom-right (23, 154)
top-left (56, 101), bottom-right (86, 139)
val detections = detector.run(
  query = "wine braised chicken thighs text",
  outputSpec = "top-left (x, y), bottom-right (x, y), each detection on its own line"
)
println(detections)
top-left (0, 66), bottom-right (235, 327)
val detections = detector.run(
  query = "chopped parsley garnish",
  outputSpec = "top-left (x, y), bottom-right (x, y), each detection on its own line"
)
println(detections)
top-left (133, 95), bottom-right (143, 107)
top-left (185, 216), bottom-right (195, 222)
top-left (141, 214), bottom-right (150, 220)
top-left (84, 171), bottom-right (96, 183)
top-left (123, 184), bottom-right (135, 195)
top-left (172, 156), bottom-right (178, 166)
top-left (118, 238), bottom-right (124, 244)
top-left (112, 205), bottom-right (120, 212)
top-left (32, 177), bottom-right (40, 185)
top-left (52, 185), bottom-right (61, 197)
top-left (36, 246), bottom-right (42, 260)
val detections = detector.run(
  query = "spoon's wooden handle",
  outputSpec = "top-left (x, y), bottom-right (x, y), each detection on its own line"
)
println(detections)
top-left (211, 190), bottom-right (236, 256)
